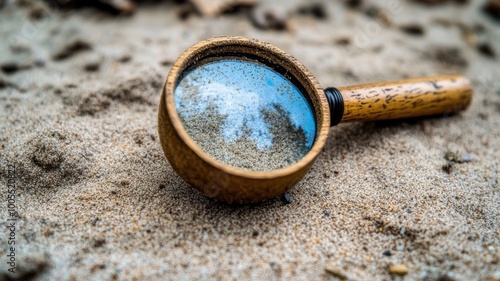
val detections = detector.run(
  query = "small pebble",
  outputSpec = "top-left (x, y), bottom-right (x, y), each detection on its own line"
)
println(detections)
top-left (325, 263), bottom-right (347, 280)
top-left (324, 210), bottom-right (331, 217)
top-left (335, 37), bottom-right (351, 46)
top-left (383, 250), bottom-right (392, 256)
top-left (388, 264), bottom-right (409, 276)
top-left (118, 55), bottom-right (131, 63)
top-left (90, 263), bottom-right (106, 272)
top-left (282, 192), bottom-right (293, 204)
top-left (483, 0), bottom-right (500, 21)
top-left (93, 238), bottom-right (106, 248)
top-left (461, 153), bottom-right (473, 162)
top-left (297, 3), bottom-right (328, 19)
top-left (442, 162), bottom-right (453, 174)
top-left (1, 62), bottom-right (22, 74)
top-left (52, 39), bottom-right (92, 61)
top-left (477, 43), bottom-right (496, 58)
top-left (160, 59), bottom-right (173, 66)
top-left (84, 62), bottom-right (100, 72)
top-left (400, 24), bottom-right (425, 36)
top-left (345, 0), bottom-right (363, 9)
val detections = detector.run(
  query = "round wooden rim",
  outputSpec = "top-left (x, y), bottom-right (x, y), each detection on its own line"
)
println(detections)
top-left (164, 36), bottom-right (330, 179)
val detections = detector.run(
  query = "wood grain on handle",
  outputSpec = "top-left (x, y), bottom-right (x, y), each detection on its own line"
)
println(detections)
top-left (338, 75), bottom-right (472, 123)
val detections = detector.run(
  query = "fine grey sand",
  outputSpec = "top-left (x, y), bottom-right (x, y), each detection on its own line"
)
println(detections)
top-left (0, 1), bottom-right (499, 280)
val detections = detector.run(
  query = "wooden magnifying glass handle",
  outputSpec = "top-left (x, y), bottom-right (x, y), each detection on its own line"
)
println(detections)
top-left (325, 75), bottom-right (473, 125)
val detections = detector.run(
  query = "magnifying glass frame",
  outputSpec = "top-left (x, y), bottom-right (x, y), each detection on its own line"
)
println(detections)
top-left (158, 36), bottom-right (330, 203)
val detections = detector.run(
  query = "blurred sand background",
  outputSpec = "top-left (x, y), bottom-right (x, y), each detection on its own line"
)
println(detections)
top-left (0, 0), bottom-right (499, 280)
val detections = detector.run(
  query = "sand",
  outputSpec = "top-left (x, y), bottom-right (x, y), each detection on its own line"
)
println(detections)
top-left (0, 0), bottom-right (499, 280)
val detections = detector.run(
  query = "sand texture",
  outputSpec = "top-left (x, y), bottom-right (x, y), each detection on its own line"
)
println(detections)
top-left (0, 0), bottom-right (499, 280)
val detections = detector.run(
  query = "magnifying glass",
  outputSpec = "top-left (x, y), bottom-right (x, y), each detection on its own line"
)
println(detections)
top-left (158, 36), bottom-right (472, 203)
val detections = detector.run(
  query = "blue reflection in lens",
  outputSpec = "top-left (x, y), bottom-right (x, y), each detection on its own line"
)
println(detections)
top-left (175, 59), bottom-right (316, 171)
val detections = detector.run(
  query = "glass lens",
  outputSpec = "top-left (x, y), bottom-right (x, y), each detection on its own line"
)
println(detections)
top-left (175, 59), bottom-right (316, 171)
